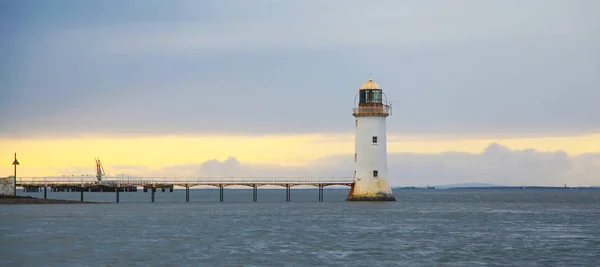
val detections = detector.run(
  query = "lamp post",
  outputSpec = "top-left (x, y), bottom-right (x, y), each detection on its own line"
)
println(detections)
top-left (12, 153), bottom-right (20, 196)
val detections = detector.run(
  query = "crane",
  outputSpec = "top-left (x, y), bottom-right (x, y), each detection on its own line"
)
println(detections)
top-left (95, 158), bottom-right (105, 183)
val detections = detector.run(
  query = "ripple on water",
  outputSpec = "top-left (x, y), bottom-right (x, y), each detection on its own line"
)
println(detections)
top-left (1, 189), bottom-right (600, 266)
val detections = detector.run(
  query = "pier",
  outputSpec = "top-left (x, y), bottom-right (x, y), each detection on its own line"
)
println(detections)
top-left (16, 176), bottom-right (354, 203)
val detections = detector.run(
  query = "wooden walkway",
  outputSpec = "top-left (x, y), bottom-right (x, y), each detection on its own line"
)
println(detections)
top-left (16, 176), bottom-right (354, 203)
top-left (17, 176), bottom-right (353, 187)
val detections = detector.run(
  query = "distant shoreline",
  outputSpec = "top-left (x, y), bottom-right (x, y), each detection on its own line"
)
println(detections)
top-left (393, 186), bottom-right (600, 190)
top-left (0, 195), bottom-right (103, 204)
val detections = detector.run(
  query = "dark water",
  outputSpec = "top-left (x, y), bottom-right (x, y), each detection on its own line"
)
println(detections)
top-left (1, 189), bottom-right (599, 266)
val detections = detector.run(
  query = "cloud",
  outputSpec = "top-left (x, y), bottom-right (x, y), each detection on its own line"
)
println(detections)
top-left (32, 0), bottom-right (598, 53)
top-left (1, 0), bottom-right (599, 138)
top-left (44, 143), bottom-right (599, 187)
top-left (388, 143), bottom-right (578, 186)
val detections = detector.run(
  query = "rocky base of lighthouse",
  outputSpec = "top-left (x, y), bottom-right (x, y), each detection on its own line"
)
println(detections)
top-left (345, 182), bottom-right (396, 201)
top-left (346, 194), bottom-right (396, 201)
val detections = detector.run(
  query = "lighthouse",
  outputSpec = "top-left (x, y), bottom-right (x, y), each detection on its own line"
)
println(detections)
top-left (346, 77), bottom-right (396, 201)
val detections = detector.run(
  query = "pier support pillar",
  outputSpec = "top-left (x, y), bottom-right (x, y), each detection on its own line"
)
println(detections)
top-left (116, 187), bottom-right (120, 203)
top-left (80, 189), bottom-right (84, 202)
top-left (185, 186), bottom-right (189, 203)
top-left (151, 187), bottom-right (156, 202)
top-left (318, 185), bottom-right (324, 202)
top-left (44, 186), bottom-right (47, 199)
top-left (285, 185), bottom-right (291, 202)
top-left (252, 185), bottom-right (257, 202)
top-left (219, 186), bottom-right (224, 202)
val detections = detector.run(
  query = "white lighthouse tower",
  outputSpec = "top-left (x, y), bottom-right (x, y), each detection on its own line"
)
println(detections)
top-left (346, 77), bottom-right (396, 201)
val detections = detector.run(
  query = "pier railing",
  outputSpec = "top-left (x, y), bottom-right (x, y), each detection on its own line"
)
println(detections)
top-left (17, 176), bottom-right (354, 186)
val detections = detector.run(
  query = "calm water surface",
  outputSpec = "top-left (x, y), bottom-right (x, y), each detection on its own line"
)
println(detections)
top-left (1, 189), bottom-right (599, 266)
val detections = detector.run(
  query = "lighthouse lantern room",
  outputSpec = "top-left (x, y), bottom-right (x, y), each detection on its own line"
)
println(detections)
top-left (346, 77), bottom-right (396, 201)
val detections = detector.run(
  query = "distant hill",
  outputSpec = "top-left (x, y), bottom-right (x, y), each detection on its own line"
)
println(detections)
top-left (434, 183), bottom-right (501, 189)
top-left (392, 183), bottom-right (600, 190)
top-left (393, 183), bottom-right (502, 190)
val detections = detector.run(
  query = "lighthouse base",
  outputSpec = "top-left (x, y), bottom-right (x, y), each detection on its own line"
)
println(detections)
top-left (345, 182), bottom-right (396, 201)
top-left (346, 193), bottom-right (396, 202)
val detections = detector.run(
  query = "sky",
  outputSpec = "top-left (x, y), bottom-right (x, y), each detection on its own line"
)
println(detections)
top-left (1, 0), bottom-right (600, 186)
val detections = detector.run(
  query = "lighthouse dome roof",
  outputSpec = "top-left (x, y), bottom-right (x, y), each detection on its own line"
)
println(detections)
top-left (359, 78), bottom-right (382, 90)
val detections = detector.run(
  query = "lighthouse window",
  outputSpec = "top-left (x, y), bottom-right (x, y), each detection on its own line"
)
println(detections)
top-left (359, 90), bottom-right (383, 104)
top-left (373, 170), bottom-right (379, 178)
top-left (355, 119), bottom-right (358, 129)
top-left (354, 153), bottom-right (357, 162)
top-left (372, 136), bottom-right (378, 144)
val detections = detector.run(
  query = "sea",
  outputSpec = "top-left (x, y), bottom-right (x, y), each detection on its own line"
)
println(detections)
top-left (1, 188), bottom-right (599, 266)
